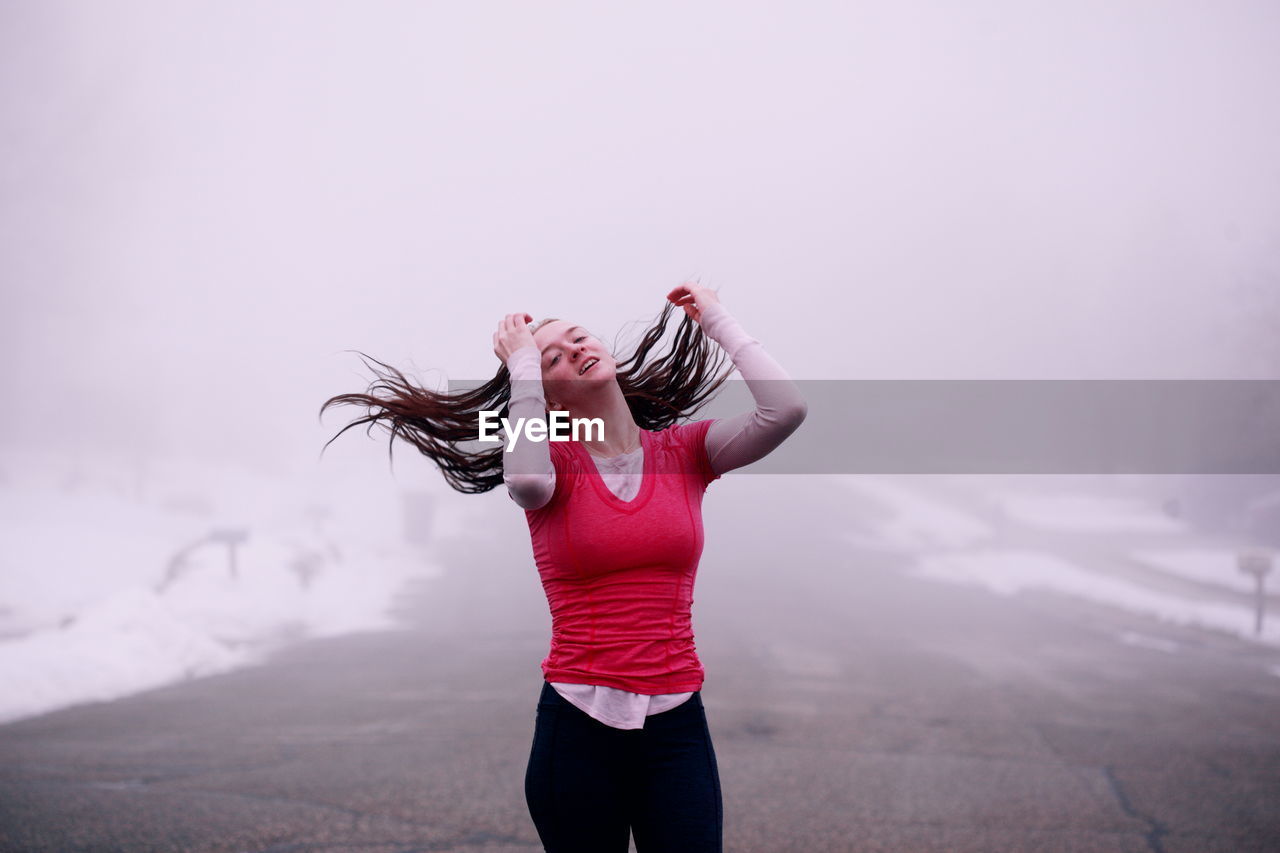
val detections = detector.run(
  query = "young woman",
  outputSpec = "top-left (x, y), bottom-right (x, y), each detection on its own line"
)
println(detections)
top-left (322, 282), bottom-right (806, 852)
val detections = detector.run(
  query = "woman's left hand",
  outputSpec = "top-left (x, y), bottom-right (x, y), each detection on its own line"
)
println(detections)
top-left (667, 282), bottom-right (720, 325)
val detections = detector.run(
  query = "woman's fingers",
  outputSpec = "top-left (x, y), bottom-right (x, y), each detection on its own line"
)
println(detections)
top-left (668, 283), bottom-right (708, 307)
top-left (495, 313), bottom-right (535, 363)
top-left (496, 314), bottom-right (535, 349)
top-left (667, 282), bottom-right (716, 325)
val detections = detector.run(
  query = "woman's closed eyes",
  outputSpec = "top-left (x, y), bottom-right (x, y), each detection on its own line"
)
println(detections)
top-left (549, 336), bottom-right (587, 367)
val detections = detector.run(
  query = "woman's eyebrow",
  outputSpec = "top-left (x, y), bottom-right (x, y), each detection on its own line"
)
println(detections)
top-left (540, 326), bottom-right (582, 356)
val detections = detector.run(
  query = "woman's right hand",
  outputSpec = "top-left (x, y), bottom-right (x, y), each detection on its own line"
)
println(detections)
top-left (493, 313), bottom-right (537, 366)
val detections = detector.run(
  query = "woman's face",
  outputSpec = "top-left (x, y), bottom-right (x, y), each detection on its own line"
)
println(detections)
top-left (532, 320), bottom-right (616, 409)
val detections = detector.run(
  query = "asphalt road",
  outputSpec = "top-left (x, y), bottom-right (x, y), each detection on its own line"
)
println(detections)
top-left (2, 475), bottom-right (1279, 852)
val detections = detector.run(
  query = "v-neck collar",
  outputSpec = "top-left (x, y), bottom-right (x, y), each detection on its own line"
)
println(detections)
top-left (570, 428), bottom-right (655, 512)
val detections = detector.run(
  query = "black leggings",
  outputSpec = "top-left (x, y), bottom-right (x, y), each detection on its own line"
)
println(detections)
top-left (524, 681), bottom-right (723, 853)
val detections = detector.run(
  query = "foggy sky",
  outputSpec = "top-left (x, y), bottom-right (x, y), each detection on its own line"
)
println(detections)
top-left (3, 0), bottom-right (1278, 473)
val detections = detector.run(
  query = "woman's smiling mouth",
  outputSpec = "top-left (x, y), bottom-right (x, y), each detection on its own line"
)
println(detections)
top-left (578, 357), bottom-right (600, 375)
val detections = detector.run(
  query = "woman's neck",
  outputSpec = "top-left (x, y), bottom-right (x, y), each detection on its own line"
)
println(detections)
top-left (565, 384), bottom-right (642, 458)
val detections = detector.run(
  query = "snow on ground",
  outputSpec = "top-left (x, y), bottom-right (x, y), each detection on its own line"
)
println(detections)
top-left (0, 446), bottom-right (461, 725)
top-left (990, 492), bottom-right (1186, 533)
top-left (1129, 548), bottom-right (1273, 595)
top-left (912, 548), bottom-right (1280, 647)
top-left (1117, 631), bottom-right (1181, 654)
top-left (838, 476), bottom-right (1280, 650)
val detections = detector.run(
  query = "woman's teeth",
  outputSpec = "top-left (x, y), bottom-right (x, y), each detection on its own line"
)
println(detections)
top-left (579, 358), bottom-right (599, 375)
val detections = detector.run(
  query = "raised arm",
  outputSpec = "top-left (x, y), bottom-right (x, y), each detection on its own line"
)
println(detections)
top-left (493, 314), bottom-right (556, 510)
top-left (668, 286), bottom-right (807, 475)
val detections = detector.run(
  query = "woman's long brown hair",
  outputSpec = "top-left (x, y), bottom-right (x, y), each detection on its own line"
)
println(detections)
top-left (319, 299), bottom-right (733, 494)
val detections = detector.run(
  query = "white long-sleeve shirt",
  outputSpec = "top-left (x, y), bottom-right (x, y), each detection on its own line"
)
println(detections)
top-left (503, 301), bottom-right (806, 728)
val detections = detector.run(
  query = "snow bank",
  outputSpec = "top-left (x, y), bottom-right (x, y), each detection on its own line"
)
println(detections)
top-left (0, 447), bottom-right (455, 724)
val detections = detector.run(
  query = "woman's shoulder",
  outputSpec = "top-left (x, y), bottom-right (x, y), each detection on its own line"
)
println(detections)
top-left (654, 418), bottom-right (716, 448)
top-left (652, 418), bottom-right (720, 485)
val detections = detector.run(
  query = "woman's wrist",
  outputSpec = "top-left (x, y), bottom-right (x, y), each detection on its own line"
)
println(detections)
top-left (698, 301), bottom-right (730, 327)
top-left (698, 302), bottom-right (758, 360)
top-left (507, 345), bottom-right (542, 378)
